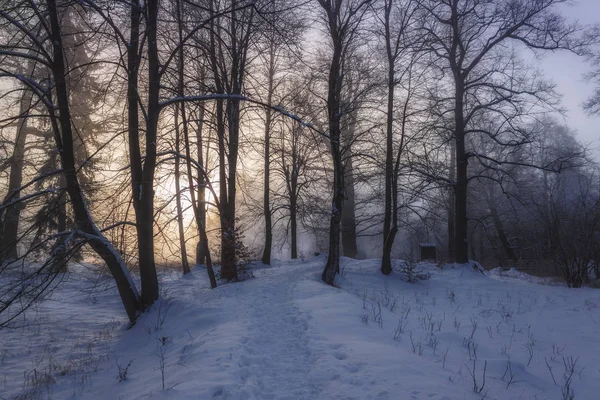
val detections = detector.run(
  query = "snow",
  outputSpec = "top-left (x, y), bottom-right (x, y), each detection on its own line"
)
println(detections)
top-left (1, 257), bottom-right (600, 399)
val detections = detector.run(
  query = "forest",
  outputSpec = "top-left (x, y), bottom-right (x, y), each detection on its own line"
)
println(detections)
top-left (2, 1), bottom-right (600, 399)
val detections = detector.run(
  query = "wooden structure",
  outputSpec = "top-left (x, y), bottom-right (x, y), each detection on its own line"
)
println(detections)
top-left (419, 243), bottom-right (436, 261)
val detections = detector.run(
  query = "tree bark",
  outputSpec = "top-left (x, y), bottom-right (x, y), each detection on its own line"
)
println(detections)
top-left (174, 105), bottom-right (190, 274)
top-left (381, 52), bottom-right (395, 275)
top-left (290, 196), bottom-right (298, 259)
top-left (261, 43), bottom-right (275, 265)
top-left (321, 34), bottom-right (344, 286)
top-left (195, 80), bottom-right (207, 266)
top-left (453, 76), bottom-right (469, 264)
top-left (448, 138), bottom-right (456, 262)
top-left (134, 0), bottom-right (160, 306)
top-left (174, 0), bottom-right (191, 275)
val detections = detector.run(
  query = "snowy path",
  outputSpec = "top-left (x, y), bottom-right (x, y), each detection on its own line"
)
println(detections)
top-left (225, 264), bottom-right (319, 400)
top-left (3, 258), bottom-right (600, 400)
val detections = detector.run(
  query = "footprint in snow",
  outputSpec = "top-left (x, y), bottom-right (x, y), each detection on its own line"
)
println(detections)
top-left (345, 362), bottom-right (363, 373)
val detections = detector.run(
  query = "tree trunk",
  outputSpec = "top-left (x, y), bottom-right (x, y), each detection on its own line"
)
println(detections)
top-left (46, 0), bottom-right (141, 321)
top-left (174, 0), bottom-right (191, 275)
top-left (135, 0), bottom-right (160, 306)
top-left (261, 46), bottom-right (275, 265)
top-left (195, 94), bottom-right (207, 266)
top-left (320, 2), bottom-right (347, 286)
top-left (216, 96), bottom-right (237, 280)
top-left (182, 99), bottom-right (216, 287)
top-left (381, 52), bottom-right (395, 275)
top-left (448, 138), bottom-right (456, 262)
top-left (322, 53), bottom-right (344, 284)
top-left (174, 105), bottom-right (190, 274)
top-left (291, 196), bottom-right (298, 259)
top-left (0, 85), bottom-right (33, 261)
top-left (322, 164), bottom-right (343, 284)
top-left (341, 76), bottom-right (359, 259)
top-left (454, 77), bottom-right (469, 264)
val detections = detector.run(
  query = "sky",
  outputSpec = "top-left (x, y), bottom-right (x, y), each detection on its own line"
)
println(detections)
top-left (539, 0), bottom-right (600, 152)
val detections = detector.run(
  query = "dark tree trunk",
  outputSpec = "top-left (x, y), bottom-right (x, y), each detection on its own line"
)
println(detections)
top-left (181, 98), bottom-right (216, 287)
top-left (322, 165), bottom-right (343, 285)
top-left (322, 45), bottom-right (344, 285)
top-left (290, 196), bottom-right (298, 259)
top-left (453, 77), bottom-right (469, 264)
top-left (216, 96), bottom-right (237, 280)
top-left (208, 3), bottom-right (254, 281)
top-left (261, 46), bottom-right (275, 264)
top-left (381, 54), bottom-right (395, 275)
top-left (174, 106), bottom-right (190, 275)
top-left (448, 139), bottom-right (456, 262)
top-left (319, 0), bottom-right (355, 286)
top-left (209, 7), bottom-right (236, 280)
top-left (195, 91), bottom-right (207, 266)
top-left (1, 86), bottom-right (33, 261)
top-left (174, 0), bottom-right (191, 275)
top-left (176, 0), bottom-right (215, 286)
top-left (134, 0), bottom-right (160, 306)
top-left (126, 0), bottom-right (158, 307)
top-left (183, 105), bottom-right (217, 287)
top-left (341, 75), bottom-right (359, 259)
top-left (46, 0), bottom-right (141, 321)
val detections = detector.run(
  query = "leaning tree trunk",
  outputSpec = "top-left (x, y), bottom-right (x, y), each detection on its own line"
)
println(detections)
top-left (46, 0), bottom-right (141, 321)
top-left (0, 84), bottom-right (33, 262)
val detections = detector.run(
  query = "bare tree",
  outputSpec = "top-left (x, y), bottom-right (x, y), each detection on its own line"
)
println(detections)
top-left (376, 0), bottom-right (420, 274)
top-left (316, 0), bottom-right (371, 285)
top-left (418, 0), bottom-right (592, 264)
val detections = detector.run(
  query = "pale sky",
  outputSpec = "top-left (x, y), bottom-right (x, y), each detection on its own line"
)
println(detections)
top-left (539, 0), bottom-right (600, 153)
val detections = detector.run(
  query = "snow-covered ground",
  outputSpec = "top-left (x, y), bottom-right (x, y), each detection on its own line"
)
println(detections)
top-left (1, 257), bottom-right (599, 399)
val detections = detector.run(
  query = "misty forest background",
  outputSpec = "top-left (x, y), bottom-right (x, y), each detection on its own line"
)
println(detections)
top-left (2, 0), bottom-right (600, 324)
